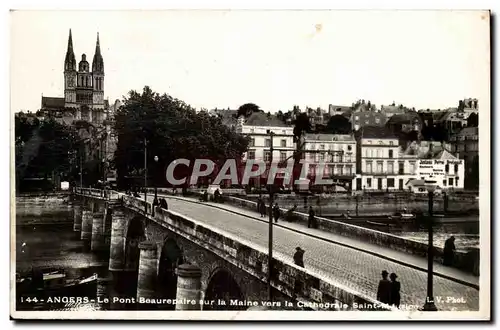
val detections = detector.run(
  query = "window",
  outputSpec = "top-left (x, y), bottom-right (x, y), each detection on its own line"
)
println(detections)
top-left (445, 164), bottom-right (449, 173)
top-left (388, 162), bottom-right (394, 174)
top-left (247, 151), bottom-right (255, 160)
top-left (366, 161), bottom-right (372, 173)
top-left (300, 152), bottom-right (305, 159)
top-left (345, 165), bottom-right (352, 175)
top-left (265, 139), bottom-right (271, 147)
top-left (443, 180), bottom-right (447, 187)
top-left (280, 152), bottom-right (286, 162)
top-left (398, 162), bottom-right (404, 174)
top-left (410, 161), bottom-right (416, 174)
top-left (249, 138), bottom-right (255, 147)
top-left (367, 140), bottom-right (372, 144)
top-left (282, 130), bottom-right (286, 134)
top-left (449, 178), bottom-right (453, 186)
top-left (264, 151), bottom-right (271, 162)
top-left (377, 162), bottom-right (383, 173)
top-left (367, 178), bottom-right (372, 188)
top-left (344, 153), bottom-right (351, 162)
top-left (320, 144), bottom-right (325, 150)
top-left (347, 145), bottom-right (352, 151)
top-left (389, 141), bottom-right (394, 146)
top-left (454, 164), bottom-right (459, 173)
top-left (250, 129), bottom-right (254, 133)
top-left (319, 153), bottom-right (325, 162)
top-left (329, 165), bottom-right (335, 174)
top-left (309, 153), bottom-right (315, 161)
top-left (456, 177), bottom-right (459, 186)
top-left (388, 150), bottom-right (393, 158)
top-left (337, 165), bottom-right (343, 175)
top-left (281, 139), bottom-right (287, 147)
top-left (387, 178), bottom-right (395, 187)
top-left (399, 179), bottom-right (404, 190)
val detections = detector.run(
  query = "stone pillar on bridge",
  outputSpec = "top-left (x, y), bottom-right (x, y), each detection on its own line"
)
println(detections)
top-left (80, 202), bottom-right (94, 246)
top-left (73, 204), bottom-right (82, 233)
top-left (91, 209), bottom-right (106, 252)
top-left (109, 208), bottom-right (127, 271)
top-left (175, 264), bottom-right (202, 311)
top-left (136, 241), bottom-right (158, 301)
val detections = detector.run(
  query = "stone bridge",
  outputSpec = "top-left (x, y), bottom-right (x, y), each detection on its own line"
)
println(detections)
top-left (72, 188), bottom-right (390, 311)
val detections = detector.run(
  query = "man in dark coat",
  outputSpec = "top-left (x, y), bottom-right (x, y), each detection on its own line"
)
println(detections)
top-left (308, 206), bottom-right (316, 228)
top-left (389, 273), bottom-right (401, 308)
top-left (377, 270), bottom-right (391, 304)
top-left (443, 236), bottom-right (456, 266)
top-left (293, 247), bottom-right (305, 267)
top-left (272, 203), bottom-right (280, 223)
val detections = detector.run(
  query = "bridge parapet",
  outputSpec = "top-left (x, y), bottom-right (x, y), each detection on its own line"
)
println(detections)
top-left (118, 194), bottom-right (393, 311)
top-left (223, 195), bottom-right (479, 276)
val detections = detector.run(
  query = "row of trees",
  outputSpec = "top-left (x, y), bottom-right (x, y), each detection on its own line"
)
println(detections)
top-left (15, 115), bottom-right (81, 191)
top-left (114, 86), bottom-right (250, 189)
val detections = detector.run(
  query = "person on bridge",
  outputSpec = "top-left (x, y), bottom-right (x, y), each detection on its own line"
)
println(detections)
top-left (285, 204), bottom-right (298, 222)
top-left (293, 247), bottom-right (305, 267)
top-left (159, 198), bottom-right (168, 210)
top-left (376, 270), bottom-right (391, 305)
top-left (308, 206), bottom-right (316, 229)
top-left (389, 273), bottom-right (401, 308)
top-left (272, 203), bottom-right (281, 223)
top-left (214, 188), bottom-right (221, 203)
top-left (443, 236), bottom-right (456, 266)
top-left (258, 197), bottom-right (267, 217)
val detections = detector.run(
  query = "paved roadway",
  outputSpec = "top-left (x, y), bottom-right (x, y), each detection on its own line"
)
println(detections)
top-left (146, 194), bottom-right (479, 311)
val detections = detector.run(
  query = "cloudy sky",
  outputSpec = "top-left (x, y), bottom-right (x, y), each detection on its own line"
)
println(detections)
top-left (10, 10), bottom-right (489, 113)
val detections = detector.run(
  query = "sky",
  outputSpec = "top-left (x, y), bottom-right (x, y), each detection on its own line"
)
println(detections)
top-left (10, 10), bottom-right (490, 113)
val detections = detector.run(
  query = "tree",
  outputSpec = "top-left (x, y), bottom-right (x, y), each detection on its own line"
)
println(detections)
top-left (15, 116), bottom-right (80, 190)
top-left (467, 113), bottom-right (478, 127)
top-left (114, 86), bottom-right (249, 189)
top-left (236, 103), bottom-right (261, 118)
top-left (324, 115), bottom-right (351, 134)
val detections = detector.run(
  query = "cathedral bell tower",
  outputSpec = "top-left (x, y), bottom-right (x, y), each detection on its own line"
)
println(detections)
top-left (92, 32), bottom-right (105, 110)
top-left (64, 29), bottom-right (77, 108)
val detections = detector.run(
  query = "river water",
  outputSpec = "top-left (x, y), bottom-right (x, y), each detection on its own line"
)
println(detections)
top-left (14, 196), bottom-right (479, 311)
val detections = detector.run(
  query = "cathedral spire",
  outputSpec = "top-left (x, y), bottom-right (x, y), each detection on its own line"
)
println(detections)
top-left (95, 32), bottom-right (101, 55)
top-left (92, 32), bottom-right (104, 73)
top-left (67, 29), bottom-right (73, 52)
top-left (64, 29), bottom-right (76, 71)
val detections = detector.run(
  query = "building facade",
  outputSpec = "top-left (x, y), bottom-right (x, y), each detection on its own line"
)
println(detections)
top-left (41, 29), bottom-right (107, 125)
top-left (355, 127), bottom-right (401, 191)
top-left (236, 112), bottom-right (296, 188)
top-left (302, 133), bottom-right (357, 191)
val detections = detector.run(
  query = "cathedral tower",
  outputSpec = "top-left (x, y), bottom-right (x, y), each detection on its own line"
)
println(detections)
top-left (91, 33), bottom-right (105, 110)
top-left (64, 29), bottom-right (77, 107)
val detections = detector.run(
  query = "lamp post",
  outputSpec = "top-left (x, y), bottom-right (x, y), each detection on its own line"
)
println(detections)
top-left (144, 137), bottom-right (148, 214)
top-left (422, 180), bottom-right (438, 311)
top-left (266, 129), bottom-right (275, 302)
top-left (102, 158), bottom-right (106, 198)
top-left (153, 155), bottom-right (159, 216)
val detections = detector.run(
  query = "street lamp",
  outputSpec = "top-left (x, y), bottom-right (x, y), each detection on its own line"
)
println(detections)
top-left (422, 180), bottom-right (438, 311)
top-left (266, 129), bottom-right (275, 302)
top-left (102, 158), bottom-right (107, 198)
top-left (153, 155), bottom-right (159, 215)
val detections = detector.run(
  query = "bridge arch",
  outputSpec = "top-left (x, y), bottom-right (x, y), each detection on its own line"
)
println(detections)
top-left (204, 268), bottom-right (245, 311)
top-left (157, 238), bottom-right (184, 310)
top-left (124, 216), bottom-right (146, 274)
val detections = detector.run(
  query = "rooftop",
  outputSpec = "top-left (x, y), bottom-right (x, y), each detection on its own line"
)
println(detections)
top-left (359, 125), bottom-right (397, 139)
top-left (244, 112), bottom-right (289, 127)
top-left (304, 133), bottom-right (355, 142)
top-left (41, 96), bottom-right (65, 109)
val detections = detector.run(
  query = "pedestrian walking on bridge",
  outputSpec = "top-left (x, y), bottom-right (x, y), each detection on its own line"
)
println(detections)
top-left (443, 236), bottom-right (456, 266)
top-left (293, 247), bottom-right (305, 267)
top-left (389, 273), bottom-right (401, 308)
top-left (377, 270), bottom-right (391, 305)
top-left (308, 206), bottom-right (316, 229)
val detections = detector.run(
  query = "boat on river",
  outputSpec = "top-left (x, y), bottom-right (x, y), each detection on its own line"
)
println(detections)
top-left (16, 268), bottom-right (98, 299)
